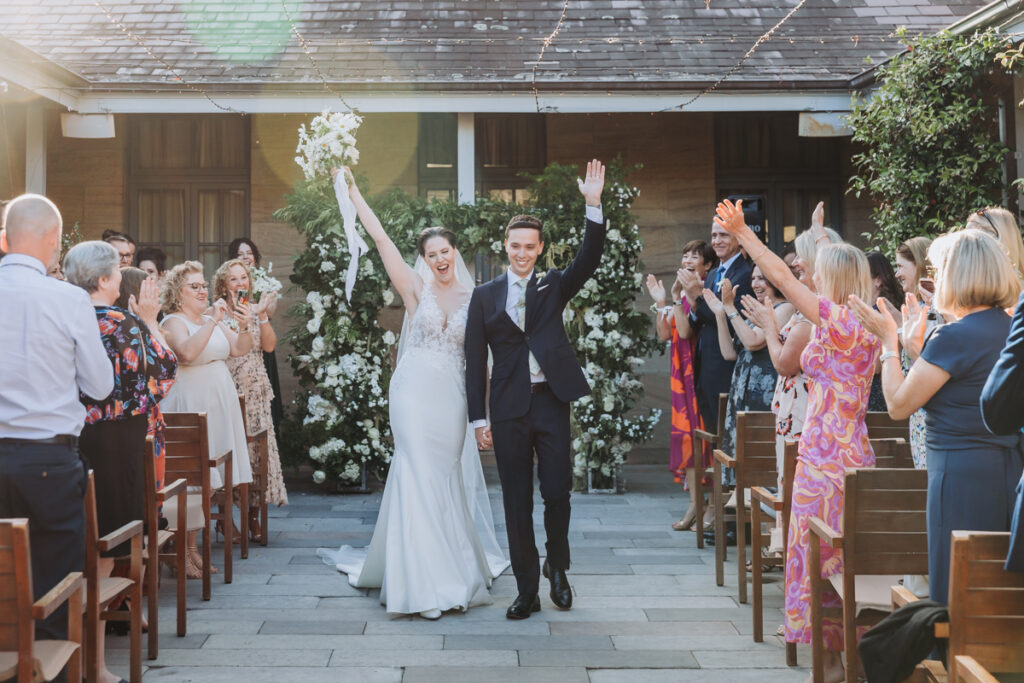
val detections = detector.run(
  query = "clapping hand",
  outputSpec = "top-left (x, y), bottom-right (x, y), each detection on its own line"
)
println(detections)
top-left (720, 278), bottom-right (735, 308)
top-left (129, 276), bottom-right (162, 328)
top-left (253, 291), bottom-right (277, 317)
top-left (702, 288), bottom-right (725, 315)
top-left (901, 293), bottom-right (928, 360)
top-left (210, 298), bottom-right (230, 322)
top-left (645, 274), bottom-right (666, 307)
top-left (741, 294), bottom-right (776, 334)
top-left (678, 267), bottom-right (703, 302)
top-left (578, 159), bottom-right (605, 207)
top-left (848, 295), bottom-right (899, 352)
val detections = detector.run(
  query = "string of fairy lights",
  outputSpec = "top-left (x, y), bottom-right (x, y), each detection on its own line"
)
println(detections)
top-left (79, 0), bottom-right (879, 117)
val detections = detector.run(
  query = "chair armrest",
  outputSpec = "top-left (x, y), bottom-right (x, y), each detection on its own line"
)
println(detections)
top-left (32, 572), bottom-right (83, 620)
top-left (920, 659), bottom-right (948, 683)
top-left (891, 584), bottom-right (920, 609)
top-left (807, 516), bottom-right (843, 549)
top-left (97, 520), bottom-right (144, 552)
top-left (694, 429), bottom-right (716, 444)
top-left (954, 656), bottom-right (998, 683)
top-left (210, 449), bottom-right (230, 466)
top-left (713, 449), bottom-right (735, 468)
top-left (751, 486), bottom-right (782, 510)
top-left (246, 427), bottom-right (268, 445)
top-left (157, 477), bottom-right (187, 502)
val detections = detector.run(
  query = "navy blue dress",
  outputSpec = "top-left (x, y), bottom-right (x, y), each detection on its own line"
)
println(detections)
top-left (920, 307), bottom-right (1023, 603)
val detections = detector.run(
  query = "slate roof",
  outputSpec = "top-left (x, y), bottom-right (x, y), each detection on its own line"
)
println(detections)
top-left (0, 0), bottom-right (994, 92)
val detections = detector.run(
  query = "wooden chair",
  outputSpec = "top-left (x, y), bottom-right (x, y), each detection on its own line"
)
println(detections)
top-left (808, 468), bottom-right (929, 683)
top-left (142, 437), bottom-right (187, 659)
top-left (238, 394), bottom-right (269, 549)
top-left (871, 437), bottom-right (913, 469)
top-left (0, 518), bottom-right (83, 683)
top-left (692, 392), bottom-right (728, 548)
top-left (865, 411), bottom-right (910, 441)
top-left (162, 412), bottom-right (234, 601)
top-left (751, 440), bottom-right (798, 666)
top-left (83, 471), bottom-right (143, 683)
top-left (893, 531), bottom-right (1024, 683)
top-left (710, 410), bottom-right (776, 598)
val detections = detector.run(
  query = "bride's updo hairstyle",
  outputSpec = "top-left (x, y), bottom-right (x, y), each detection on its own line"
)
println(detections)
top-left (416, 226), bottom-right (458, 256)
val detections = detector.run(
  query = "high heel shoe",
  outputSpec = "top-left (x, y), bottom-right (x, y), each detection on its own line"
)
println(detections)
top-left (672, 509), bottom-right (697, 531)
top-left (247, 509), bottom-right (263, 545)
top-left (215, 519), bottom-right (242, 545)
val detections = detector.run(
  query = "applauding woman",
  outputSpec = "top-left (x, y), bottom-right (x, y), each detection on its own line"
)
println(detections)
top-left (714, 199), bottom-right (880, 683)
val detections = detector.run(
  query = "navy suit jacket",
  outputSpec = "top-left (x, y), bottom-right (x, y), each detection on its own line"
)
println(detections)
top-left (465, 216), bottom-right (605, 423)
top-left (689, 254), bottom-right (754, 388)
top-left (981, 292), bottom-right (1024, 435)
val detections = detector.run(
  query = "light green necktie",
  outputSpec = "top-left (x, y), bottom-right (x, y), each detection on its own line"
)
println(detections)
top-left (515, 279), bottom-right (541, 376)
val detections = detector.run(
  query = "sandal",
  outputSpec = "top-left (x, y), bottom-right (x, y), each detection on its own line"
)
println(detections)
top-left (672, 509), bottom-right (697, 531)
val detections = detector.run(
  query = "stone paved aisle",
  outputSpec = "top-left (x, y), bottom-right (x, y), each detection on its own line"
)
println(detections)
top-left (109, 464), bottom-right (808, 681)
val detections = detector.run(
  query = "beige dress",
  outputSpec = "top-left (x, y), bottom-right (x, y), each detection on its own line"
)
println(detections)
top-left (225, 313), bottom-right (288, 506)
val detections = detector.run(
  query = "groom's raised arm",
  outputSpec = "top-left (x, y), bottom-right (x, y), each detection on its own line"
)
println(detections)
top-left (560, 159), bottom-right (607, 305)
top-left (465, 287), bottom-right (489, 424)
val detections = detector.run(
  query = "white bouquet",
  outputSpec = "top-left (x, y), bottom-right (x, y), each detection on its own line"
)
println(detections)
top-left (249, 262), bottom-right (283, 296)
top-left (294, 109), bottom-right (363, 180)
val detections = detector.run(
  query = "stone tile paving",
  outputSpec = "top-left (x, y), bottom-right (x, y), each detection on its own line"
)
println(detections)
top-left (109, 464), bottom-right (808, 681)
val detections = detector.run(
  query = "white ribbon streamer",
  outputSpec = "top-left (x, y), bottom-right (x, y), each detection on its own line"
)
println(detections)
top-left (333, 171), bottom-right (369, 303)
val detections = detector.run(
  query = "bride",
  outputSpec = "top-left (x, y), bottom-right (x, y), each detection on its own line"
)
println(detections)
top-left (318, 167), bottom-right (509, 619)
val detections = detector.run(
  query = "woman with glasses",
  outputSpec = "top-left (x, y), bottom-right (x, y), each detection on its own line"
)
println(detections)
top-left (159, 261), bottom-right (254, 577)
top-left (965, 206), bottom-right (1024, 288)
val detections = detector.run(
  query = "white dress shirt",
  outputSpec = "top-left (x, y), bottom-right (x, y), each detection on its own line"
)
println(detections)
top-left (0, 253), bottom-right (114, 439)
top-left (473, 205), bottom-right (603, 430)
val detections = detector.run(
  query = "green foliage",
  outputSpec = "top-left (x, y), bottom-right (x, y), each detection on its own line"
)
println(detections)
top-left (275, 158), bottom-right (661, 488)
top-left (848, 28), bottom-right (1020, 254)
top-left (60, 222), bottom-right (83, 260)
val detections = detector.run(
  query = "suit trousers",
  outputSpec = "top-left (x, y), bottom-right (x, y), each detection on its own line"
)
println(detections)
top-left (491, 386), bottom-right (572, 597)
top-left (0, 441), bottom-right (87, 648)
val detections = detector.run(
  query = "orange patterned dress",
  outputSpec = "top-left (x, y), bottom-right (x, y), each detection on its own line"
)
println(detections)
top-left (667, 304), bottom-right (706, 483)
top-left (784, 298), bottom-right (880, 649)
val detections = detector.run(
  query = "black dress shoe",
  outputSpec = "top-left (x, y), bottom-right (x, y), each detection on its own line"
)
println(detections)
top-left (703, 528), bottom-right (737, 547)
top-left (506, 593), bottom-right (541, 620)
top-left (543, 559), bottom-right (573, 610)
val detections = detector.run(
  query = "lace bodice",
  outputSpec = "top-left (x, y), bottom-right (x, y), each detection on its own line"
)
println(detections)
top-left (402, 285), bottom-right (470, 364)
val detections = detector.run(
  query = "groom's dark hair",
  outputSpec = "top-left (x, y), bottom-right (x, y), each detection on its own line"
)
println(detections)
top-left (505, 214), bottom-right (543, 241)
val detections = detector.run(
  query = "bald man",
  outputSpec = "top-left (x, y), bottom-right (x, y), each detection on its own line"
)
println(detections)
top-left (0, 194), bottom-right (113, 652)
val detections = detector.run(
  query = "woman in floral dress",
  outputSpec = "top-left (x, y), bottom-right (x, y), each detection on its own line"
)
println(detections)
top-left (214, 259), bottom-right (288, 540)
top-left (646, 240), bottom-right (715, 531)
top-left (715, 200), bottom-right (879, 683)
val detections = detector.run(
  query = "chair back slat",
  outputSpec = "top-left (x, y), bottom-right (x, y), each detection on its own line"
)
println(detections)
top-left (735, 412), bottom-right (779, 490)
top-left (870, 438), bottom-right (914, 469)
top-left (865, 412), bottom-right (910, 440)
top-left (0, 519), bottom-right (31, 652)
top-left (845, 468), bottom-right (929, 576)
top-left (949, 532), bottom-right (1024, 677)
top-left (162, 412), bottom-right (210, 487)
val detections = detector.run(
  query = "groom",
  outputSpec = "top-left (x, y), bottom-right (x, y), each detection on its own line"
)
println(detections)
top-left (465, 159), bottom-right (606, 619)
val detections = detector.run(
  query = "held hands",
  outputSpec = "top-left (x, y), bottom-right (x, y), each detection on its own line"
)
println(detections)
top-left (848, 295), bottom-right (900, 351)
top-left (577, 159), bottom-right (605, 208)
top-left (645, 274), bottom-right (666, 307)
top-left (474, 425), bottom-right (493, 450)
top-left (129, 277), bottom-right (161, 327)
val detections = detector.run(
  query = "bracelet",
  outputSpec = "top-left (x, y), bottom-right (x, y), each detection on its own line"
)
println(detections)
top-left (727, 311), bottom-right (739, 321)
top-left (672, 300), bottom-right (684, 307)
top-left (258, 317), bottom-right (270, 325)
top-left (815, 234), bottom-right (829, 243)
top-left (879, 350), bottom-right (899, 364)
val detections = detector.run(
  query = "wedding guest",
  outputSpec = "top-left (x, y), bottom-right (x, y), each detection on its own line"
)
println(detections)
top-left (705, 266), bottom-right (790, 459)
top-left (229, 236), bottom-right (284, 435)
top-left (0, 194), bottom-right (113, 648)
top-left (981, 289), bottom-right (1024, 573)
top-left (103, 229), bottom-right (136, 268)
top-left (646, 239), bottom-right (716, 530)
top-left (64, 241), bottom-right (177, 682)
top-left (715, 199), bottom-right (879, 683)
top-left (135, 245), bottom-right (168, 281)
top-left (850, 229), bottom-right (1022, 603)
top-left (214, 258), bottom-right (288, 541)
top-left (894, 236), bottom-right (935, 469)
top-left (46, 260), bottom-right (65, 280)
top-left (781, 241), bottom-right (797, 275)
top-left (866, 251), bottom-right (904, 412)
top-left (160, 261), bottom-right (253, 576)
top-left (965, 206), bottom-right (1024, 287)
top-left (115, 267), bottom-right (177, 516)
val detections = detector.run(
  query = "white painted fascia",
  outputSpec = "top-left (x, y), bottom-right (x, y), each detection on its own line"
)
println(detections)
top-left (948, 0), bottom-right (1024, 36)
top-left (67, 90), bottom-right (856, 115)
top-left (0, 39), bottom-right (83, 110)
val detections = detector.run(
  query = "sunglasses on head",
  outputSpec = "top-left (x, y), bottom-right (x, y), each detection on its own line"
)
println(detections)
top-left (975, 209), bottom-right (999, 236)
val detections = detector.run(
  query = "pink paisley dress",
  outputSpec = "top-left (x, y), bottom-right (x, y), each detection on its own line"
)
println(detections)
top-left (784, 298), bottom-right (880, 649)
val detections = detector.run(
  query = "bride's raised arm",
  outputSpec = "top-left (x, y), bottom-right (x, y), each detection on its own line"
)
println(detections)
top-left (332, 166), bottom-right (422, 306)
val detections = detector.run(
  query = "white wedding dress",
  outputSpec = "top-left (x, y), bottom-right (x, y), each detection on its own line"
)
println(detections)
top-left (318, 275), bottom-right (510, 616)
